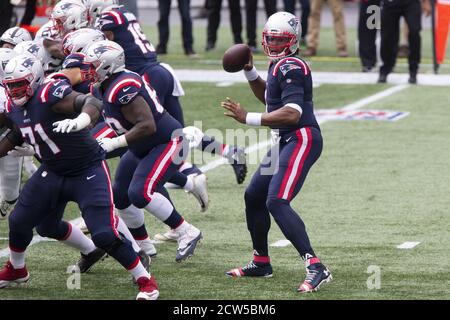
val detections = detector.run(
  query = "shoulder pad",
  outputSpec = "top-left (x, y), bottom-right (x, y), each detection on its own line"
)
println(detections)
top-left (39, 79), bottom-right (72, 104)
top-left (272, 57), bottom-right (310, 77)
top-left (107, 76), bottom-right (142, 104)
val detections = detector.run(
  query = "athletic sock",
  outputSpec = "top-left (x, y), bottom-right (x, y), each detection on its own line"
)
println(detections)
top-left (9, 248), bottom-right (25, 269)
top-left (61, 223), bottom-right (96, 255)
top-left (115, 215), bottom-right (141, 252)
top-left (128, 258), bottom-right (150, 281)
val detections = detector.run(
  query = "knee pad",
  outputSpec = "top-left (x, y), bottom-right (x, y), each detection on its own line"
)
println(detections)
top-left (35, 221), bottom-right (69, 240)
top-left (266, 197), bottom-right (290, 216)
top-left (91, 230), bottom-right (122, 251)
top-left (127, 184), bottom-right (148, 209)
top-left (113, 184), bottom-right (131, 210)
top-left (244, 189), bottom-right (265, 208)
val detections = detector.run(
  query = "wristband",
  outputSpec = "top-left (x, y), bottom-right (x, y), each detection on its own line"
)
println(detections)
top-left (113, 135), bottom-right (128, 148)
top-left (74, 113), bottom-right (91, 130)
top-left (246, 112), bottom-right (262, 126)
top-left (244, 66), bottom-right (259, 81)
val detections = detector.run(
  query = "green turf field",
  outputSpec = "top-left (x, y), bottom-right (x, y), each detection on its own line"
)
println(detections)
top-left (1, 81), bottom-right (449, 300)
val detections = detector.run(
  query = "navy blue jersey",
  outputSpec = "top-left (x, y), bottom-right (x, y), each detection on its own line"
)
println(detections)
top-left (46, 72), bottom-right (91, 95)
top-left (95, 7), bottom-right (158, 73)
top-left (266, 56), bottom-right (319, 135)
top-left (6, 78), bottom-right (104, 176)
top-left (98, 70), bottom-right (182, 157)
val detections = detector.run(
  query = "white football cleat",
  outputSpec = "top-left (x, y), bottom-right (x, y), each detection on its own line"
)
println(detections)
top-left (154, 228), bottom-right (179, 242)
top-left (136, 276), bottom-right (159, 300)
top-left (136, 238), bottom-right (157, 257)
top-left (174, 222), bottom-right (202, 262)
top-left (186, 173), bottom-right (209, 212)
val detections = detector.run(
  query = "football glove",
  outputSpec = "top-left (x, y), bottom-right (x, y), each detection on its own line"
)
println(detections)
top-left (98, 135), bottom-right (128, 153)
top-left (53, 113), bottom-right (91, 133)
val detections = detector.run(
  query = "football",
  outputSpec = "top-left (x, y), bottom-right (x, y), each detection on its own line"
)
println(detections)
top-left (222, 44), bottom-right (251, 73)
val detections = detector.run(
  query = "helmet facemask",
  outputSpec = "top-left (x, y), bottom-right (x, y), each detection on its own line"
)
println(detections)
top-left (261, 12), bottom-right (301, 61)
top-left (3, 74), bottom-right (34, 107)
top-left (262, 32), bottom-right (297, 59)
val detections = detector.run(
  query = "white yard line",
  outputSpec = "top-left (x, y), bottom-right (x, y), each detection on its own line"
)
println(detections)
top-left (270, 240), bottom-right (292, 247)
top-left (397, 241), bottom-right (421, 249)
top-left (0, 85), bottom-right (409, 258)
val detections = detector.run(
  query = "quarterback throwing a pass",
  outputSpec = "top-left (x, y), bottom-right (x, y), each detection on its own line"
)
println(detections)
top-left (223, 12), bottom-right (332, 293)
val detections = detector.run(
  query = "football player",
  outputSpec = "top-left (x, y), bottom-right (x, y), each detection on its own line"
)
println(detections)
top-left (43, 0), bottom-right (90, 60)
top-left (222, 12), bottom-right (332, 293)
top-left (80, 40), bottom-right (203, 262)
top-left (61, 29), bottom-right (208, 254)
top-left (0, 54), bottom-right (158, 299)
top-left (94, 2), bottom-right (247, 186)
top-left (0, 28), bottom-right (39, 177)
top-left (50, 51), bottom-right (158, 258)
top-left (0, 48), bottom-right (22, 219)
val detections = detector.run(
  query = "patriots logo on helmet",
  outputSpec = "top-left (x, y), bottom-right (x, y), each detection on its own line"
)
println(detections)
top-left (27, 44), bottom-right (40, 55)
top-left (119, 91), bottom-right (138, 104)
top-left (22, 57), bottom-right (35, 68)
top-left (60, 3), bottom-right (74, 10)
top-left (93, 45), bottom-right (119, 56)
top-left (287, 18), bottom-right (299, 32)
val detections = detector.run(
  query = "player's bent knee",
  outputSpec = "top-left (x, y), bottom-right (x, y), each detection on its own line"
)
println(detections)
top-left (244, 189), bottom-right (264, 206)
top-left (91, 230), bottom-right (121, 250)
top-left (128, 185), bottom-right (148, 209)
top-left (35, 221), bottom-right (69, 240)
top-left (266, 197), bottom-right (290, 214)
top-left (113, 185), bottom-right (131, 210)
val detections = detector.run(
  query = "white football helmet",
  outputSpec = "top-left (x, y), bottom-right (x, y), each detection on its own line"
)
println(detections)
top-left (51, 0), bottom-right (89, 37)
top-left (83, 40), bottom-right (125, 83)
top-left (0, 27), bottom-right (32, 48)
top-left (262, 12), bottom-right (301, 60)
top-left (0, 48), bottom-right (16, 79)
top-left (62, 28), bottom-right (106, 56)
top-left (2, 54), bottom-right (44, 107)
top-left (86, 0), bottom-right (120, 25)
top-left (13, 41), bottom-right (53, 72)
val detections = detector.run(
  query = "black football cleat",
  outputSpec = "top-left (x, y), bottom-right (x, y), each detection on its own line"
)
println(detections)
top-left (297, 262), bottom-right (332, 293)
top-left (229, 147), bottom-right (247, 184)
top-left (226, 261), bottom-right (273, 278)
top-left (76, 248), bottom-right (107, 273)
top-left (408, 72), bottom-right (417, 84)
top-left (377, 73), bottom-right (388, 83)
